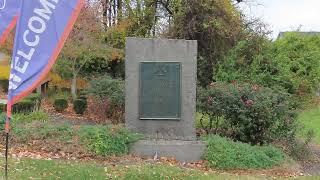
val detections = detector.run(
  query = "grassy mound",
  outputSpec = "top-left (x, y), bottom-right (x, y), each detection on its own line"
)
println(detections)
top-left (203, 135), bottom-right (285, 169)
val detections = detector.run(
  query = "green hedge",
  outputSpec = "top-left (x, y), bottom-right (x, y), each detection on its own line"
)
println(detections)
top-left (54, 98), bottom-right (68, 112)
top-left (73, 99), bottom-right (87, 115)
top-left (203, 135), bottom-right (285, 169)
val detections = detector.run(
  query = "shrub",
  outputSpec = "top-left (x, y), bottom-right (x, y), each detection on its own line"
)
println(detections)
top-left (203, 135), bottom-right (285, 169)
top-left (53, 98), bottom-right (68, 112)
top-left (73, 99), bottom-right (87, 115)
top-left (13, 100), bottom-right (35, 114)
top-left (86, 76), bottom-right (124, 124)
top-left (197, 82), bottom-right (298, 145)
top-left (79, 125), bottom-right (142, 156)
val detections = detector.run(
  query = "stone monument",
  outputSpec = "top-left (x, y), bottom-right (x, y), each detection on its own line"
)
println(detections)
top-left (125, 37), bottom-right (206, 162)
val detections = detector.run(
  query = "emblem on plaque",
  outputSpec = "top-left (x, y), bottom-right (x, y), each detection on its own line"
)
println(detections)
top-left (153, 64), bottom-right (168, 76)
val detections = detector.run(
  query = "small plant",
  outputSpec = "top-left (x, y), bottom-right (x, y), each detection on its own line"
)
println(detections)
top-left (53, 98), bottom-right (68, 112)
top-left (203, 135), bottom-right (285, 169)
top-left (79, 125), bottom-right (142, 156)
top-left (73, 99), bottom-right (87, 115)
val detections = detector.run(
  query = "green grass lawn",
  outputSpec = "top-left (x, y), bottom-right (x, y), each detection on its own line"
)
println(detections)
top-left (0, 158), bottom-right (246, 180)
top-left (298, 106), bottom-right (320, 144)
top-left (0, 158), bottom-right (318, 180)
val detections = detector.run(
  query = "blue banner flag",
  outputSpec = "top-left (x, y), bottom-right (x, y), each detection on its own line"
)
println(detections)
top-left (6, 0), bottom-right (84, 131)
top-left (0, 0), bottom-right (21, 45)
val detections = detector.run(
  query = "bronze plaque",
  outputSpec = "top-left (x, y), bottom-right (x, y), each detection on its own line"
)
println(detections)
top-left (139, 62), bottom-right (181, 120)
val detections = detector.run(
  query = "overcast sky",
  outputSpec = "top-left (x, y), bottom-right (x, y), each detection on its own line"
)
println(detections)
top-left (239, 0), bottom-right (320, 39)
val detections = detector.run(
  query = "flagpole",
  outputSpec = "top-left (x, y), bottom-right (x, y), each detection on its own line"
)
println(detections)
top-left (4, 131), bottom-right (9, 180)
top-left (4, 104), bottom-right (11, 180)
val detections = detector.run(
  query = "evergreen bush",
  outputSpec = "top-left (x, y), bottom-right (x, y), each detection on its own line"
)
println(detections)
top-left (73, 99), bottom-right (87, 115)
top-left (53, 98), bottom-right (68, 112)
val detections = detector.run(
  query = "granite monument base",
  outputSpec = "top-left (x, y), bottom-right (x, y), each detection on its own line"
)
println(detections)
top-left (130, 139), bottom-right (206, 162)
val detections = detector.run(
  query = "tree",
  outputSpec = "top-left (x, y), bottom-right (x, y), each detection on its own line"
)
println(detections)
top-left (216, 32), bottom-right (320, 95)
top-left (170, 0), bottom-right (246, 86)
top-left (58, 3), bottom-right (109, 98)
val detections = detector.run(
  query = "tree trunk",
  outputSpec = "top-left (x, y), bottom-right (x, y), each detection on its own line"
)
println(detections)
top-left (108, 0), bottom-right (112, 27)
top-left (113, 0), bottom-right (116, 24)
top-left (71, 58), bottom-right (77, 99)
top-left (102, 0), bottom-right (109, 29)
top-left (117, 0), bottom-right (122, 21)
top-left (71, 74), bottom-right (77, 100)
top-left (153, 1), bottom-right (158, 37)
